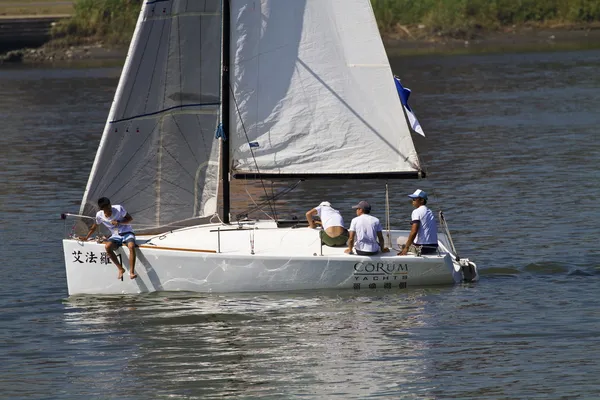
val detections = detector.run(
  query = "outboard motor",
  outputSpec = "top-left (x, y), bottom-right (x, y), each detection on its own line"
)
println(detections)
top-left (458, 258), bottom-right (478, 282)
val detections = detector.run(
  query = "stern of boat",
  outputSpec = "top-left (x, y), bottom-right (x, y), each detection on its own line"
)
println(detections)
top-left (436, 211), bottom-right (479, 283)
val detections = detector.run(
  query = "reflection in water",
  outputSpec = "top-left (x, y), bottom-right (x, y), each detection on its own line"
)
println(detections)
top-left (62, 290), bottom-right (447, 398)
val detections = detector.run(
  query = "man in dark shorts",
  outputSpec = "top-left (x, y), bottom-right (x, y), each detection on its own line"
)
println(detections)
top-left (306, 201), bottom-right (349, 247)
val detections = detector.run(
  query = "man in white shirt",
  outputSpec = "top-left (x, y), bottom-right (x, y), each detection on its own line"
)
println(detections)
top-left (345, 201), bottom-right (389, 255)
top-left (306, 201), bottom-right (349, 247)
top-left (80, 197), bottom-right (137, 280)
top-left (399, 189), bottom-right (439, 256)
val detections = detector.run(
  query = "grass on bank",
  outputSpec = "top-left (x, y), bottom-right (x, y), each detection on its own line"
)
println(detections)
top-left (372, 0), bottom-right (600, 38)
top-left (0, 0), bottom-right (72, 16)
top-left (51, 0), bottom-right (140, 46)
top-left (46, 0), bottom-right (600, 47)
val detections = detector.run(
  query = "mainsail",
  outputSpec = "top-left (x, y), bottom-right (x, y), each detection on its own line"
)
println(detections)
top-left (229, 0), bottom-right (421, 178)
top-left (80, 0), bottom-right (223, 230)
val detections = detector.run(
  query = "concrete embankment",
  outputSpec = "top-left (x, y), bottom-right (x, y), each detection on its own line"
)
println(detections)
top-left (0, 15), bottom-right (68, 53)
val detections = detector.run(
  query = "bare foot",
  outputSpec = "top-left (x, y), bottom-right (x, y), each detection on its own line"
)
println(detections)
top-left (117, 267), bottom-right (125, 281)
top-left (130, 272), bottom-right (137, 279)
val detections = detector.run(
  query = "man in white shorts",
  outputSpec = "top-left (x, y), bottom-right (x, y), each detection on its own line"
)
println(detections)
top-left (345, 201), bottom-right (389, 255)
top-left (399, 189), bottom-right (439, 256)
top-left (306, 201), bottom-right (349, 247)
top-left (80, 197), bottom-right (137, 280)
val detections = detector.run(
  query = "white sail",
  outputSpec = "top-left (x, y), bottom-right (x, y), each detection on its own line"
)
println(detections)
top-left (80, 0), bottom-right (223, 230)
top-left (229, 0), bottom-right (421, 178)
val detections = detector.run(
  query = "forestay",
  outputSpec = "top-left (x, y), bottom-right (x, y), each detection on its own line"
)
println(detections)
top-left (229, 0), bottom-right (421, 178)
top-left (80, 0), bottom-right (223, 230)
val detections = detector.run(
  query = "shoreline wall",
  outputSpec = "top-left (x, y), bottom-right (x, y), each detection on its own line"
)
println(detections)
top-left (0, 16), bottom-right (68, 53)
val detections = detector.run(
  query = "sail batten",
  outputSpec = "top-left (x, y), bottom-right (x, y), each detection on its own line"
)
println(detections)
top-left (110, 103), bottom-right (220, 124)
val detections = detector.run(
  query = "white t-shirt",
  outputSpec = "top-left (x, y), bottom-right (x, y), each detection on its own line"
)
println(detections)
top-left (411, 205), bottom-right (438, 245)
top-left (315, 205), bottom-right (344, 230)
top-left (95, 205), bottom-right (134, 238)
top-left (349, 214), bottom-right (382, 252)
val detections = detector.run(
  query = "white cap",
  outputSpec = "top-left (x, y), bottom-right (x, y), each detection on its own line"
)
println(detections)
top-left (319, 201), bottom-right (331, 207)
top-left (407, 189), bottom-right (428, 200)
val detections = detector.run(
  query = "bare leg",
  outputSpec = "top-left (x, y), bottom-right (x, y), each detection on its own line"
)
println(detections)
top-left (127, 241), bottom-right (137, 279)
top-left (105, 241), bottom-right (125, 280)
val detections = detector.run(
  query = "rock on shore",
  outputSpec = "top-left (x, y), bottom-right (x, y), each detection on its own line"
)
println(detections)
top-left (0, 43), bottom-right (126, 64)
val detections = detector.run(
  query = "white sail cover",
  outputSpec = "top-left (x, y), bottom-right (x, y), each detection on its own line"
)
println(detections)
top-left (80, 0), bottom-right (223, 229)
top-left (229, 0), bottom-right (421, 177)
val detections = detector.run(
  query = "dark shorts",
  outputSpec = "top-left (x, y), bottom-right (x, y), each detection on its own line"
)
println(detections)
top-left (320, 229), bottom-right (349, 247)
top-left (415, 244), bottom-right (438, 255)
top-left (355, 249), bottom-right (379, 256)
top-left (108, 232), bottom-right (136, 247)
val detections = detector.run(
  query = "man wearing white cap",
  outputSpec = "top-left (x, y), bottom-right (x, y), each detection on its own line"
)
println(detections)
top-left (306, 201), bottom-right (349, 247)
top-left (399, 189), bottom-right (438, 256)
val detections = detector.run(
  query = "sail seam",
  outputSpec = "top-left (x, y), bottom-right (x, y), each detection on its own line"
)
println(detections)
top-left (146, 13), bottom-right (168, 118)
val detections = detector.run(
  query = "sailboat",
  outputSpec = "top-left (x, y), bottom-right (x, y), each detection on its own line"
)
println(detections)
top-left (61, 0), bottom-right (477, 295)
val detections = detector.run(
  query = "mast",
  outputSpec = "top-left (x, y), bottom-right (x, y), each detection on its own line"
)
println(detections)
top-left (221, 0), bottom-right (231, 224)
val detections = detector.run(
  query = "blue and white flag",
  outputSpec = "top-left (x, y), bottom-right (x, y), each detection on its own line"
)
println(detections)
top-left (394, 76), bottom-right (425, 137)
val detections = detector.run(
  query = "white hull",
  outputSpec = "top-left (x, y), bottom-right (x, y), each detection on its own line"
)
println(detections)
top-left (63, 221), bottom-right (477, 295)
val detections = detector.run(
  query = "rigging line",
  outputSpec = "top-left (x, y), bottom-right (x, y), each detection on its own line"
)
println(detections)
top-left (228, 83), bottom-right (278, 220)
top-left (171, 115), bottom-right (200, 166)
top-left (270, 181), bottom-right (279, 221)
top-left (157, 131), bottom-right (198, 182)
top-left (242, 182), bottom-right (275, 221)
top-left (129, 201), bottom-right (160, 216)
top-left (118, 177), bottom-right (156, 204)
top-left (209, 213), bottom-right (223, 224)
top-left (235, 180), bottom-right (302, 221)
top-left (385, 181), bottom-right (391, 248)
top-left (105, 154), bottom-right (158, 201)
top-left (158, 176), bottom-right (197, 196)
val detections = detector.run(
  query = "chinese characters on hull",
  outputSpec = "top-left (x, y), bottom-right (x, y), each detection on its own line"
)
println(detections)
top-left (72, 250), bottom-right (122, 266)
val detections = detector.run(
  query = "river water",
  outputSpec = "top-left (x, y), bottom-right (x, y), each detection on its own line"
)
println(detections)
top-left (1, 48), bottom-right (599, 399)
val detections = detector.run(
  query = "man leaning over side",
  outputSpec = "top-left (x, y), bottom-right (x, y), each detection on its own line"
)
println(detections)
top-left (306, 201), bottom-right (349, 247)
